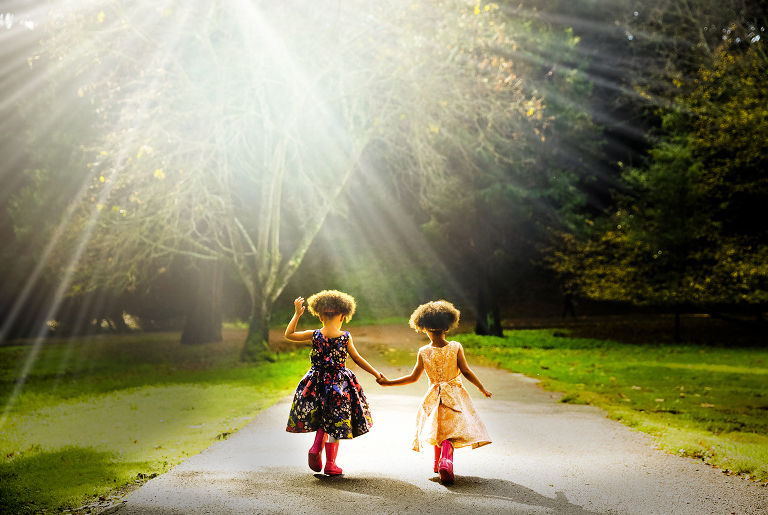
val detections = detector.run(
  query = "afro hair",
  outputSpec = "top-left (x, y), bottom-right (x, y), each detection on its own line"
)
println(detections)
top-left (409, 300), bottom-right (460, 333)
top-left (306, 290), bottom-right (356, 322)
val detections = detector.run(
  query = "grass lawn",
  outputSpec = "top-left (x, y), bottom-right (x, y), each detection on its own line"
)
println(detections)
top-left (0, 329), bottom-right (307, 515)
top-left (457, 329), bottom-right (768, 482)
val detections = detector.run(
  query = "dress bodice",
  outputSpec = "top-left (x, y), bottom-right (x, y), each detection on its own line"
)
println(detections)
top-left (420, 341), bottom-right (461, 385)
top-left (310, 330), bottom-right (349, 370)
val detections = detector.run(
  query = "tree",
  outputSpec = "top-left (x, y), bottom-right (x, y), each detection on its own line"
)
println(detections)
top-left (414, 18), bottom-right (599, 335)
top-left (29, 0), bottom-right (547, 358)
top-left (548, 46), bottom-right (768, 339)
top-left (517, 0), bottom-right (768, 204)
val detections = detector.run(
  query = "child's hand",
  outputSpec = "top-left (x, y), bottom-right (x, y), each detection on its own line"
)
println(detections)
top-left (376, 373), bottom-right (389, 385)
top-left (480, 388), bottom-right (492, 398)
top-left (294, 297), bottom-right (305, 316)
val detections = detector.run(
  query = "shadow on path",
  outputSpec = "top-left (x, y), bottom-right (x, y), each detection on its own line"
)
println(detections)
top-left (312, 473), bottom-right (600, 514)
top-left (440, 476), bottom-right (600, 514)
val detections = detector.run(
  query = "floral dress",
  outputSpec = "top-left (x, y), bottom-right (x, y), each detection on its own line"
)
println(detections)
top-left (286, 330), bottom-right (373, 440)
top-left (413, 341), bottom-right (491, 452)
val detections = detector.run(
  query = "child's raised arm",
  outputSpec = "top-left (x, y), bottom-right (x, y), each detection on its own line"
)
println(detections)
top-left (457, 344), bottom-right (492, 397)
top-left (347, 338), bottom-right (383, 379)
top-left (377, 353), bottom-right (424, 386)
top-left (285, 297), bottom-right (315, 342)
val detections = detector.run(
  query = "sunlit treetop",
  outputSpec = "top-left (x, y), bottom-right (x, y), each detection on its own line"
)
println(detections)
top-left (21, 0), bottom-right (556, 359)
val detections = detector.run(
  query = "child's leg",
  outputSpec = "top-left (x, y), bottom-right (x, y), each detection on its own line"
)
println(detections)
top-left (438, 440), bottom-right (454, 483)
top-left (308, 428), bottom-right (327, 472)
top-left (324, 436), bottom-right (343, 475)
top-left (433, 445), bottom-right (441, 473)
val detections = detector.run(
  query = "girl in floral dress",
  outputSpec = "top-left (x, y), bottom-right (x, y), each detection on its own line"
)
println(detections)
top-left (285, 290), bottom-right (383, 475)
top-left (377, 300), bottom-right (491, 483)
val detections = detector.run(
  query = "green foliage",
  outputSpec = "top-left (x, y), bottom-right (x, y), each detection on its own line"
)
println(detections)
top-left (413, 14), bottom-right (599, 333)
top-left (458, 329), bottom-right (768, 480)
top-left (548, 46), bottom-right (768, 309)
top-left (688, 49), bottom-right (768, 249)
top-left (549, 133), bottom-right (718, 306)
top-left (6, 75), bottom-right (97, 288)
top-left (0, 332), bottom-right (306, 514)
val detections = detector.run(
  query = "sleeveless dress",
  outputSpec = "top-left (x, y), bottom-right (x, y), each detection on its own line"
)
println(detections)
top-left (413, 341), bottom-right (491, 452)
top-left (286, 330), bottom-right (373, 440)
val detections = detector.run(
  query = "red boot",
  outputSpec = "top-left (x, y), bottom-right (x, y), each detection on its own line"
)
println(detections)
top-left (308, 428), bottom-right (327, 472)
top-left (438, 440), bottom-right (454, 483)
top-left (433, 445), bottom-right (441, 473)
top-left (324, 442), bottom-right (343, 475)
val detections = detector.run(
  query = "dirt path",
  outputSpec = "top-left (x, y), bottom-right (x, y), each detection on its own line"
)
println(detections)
top-left (114, 326), bottom-right (768, 515)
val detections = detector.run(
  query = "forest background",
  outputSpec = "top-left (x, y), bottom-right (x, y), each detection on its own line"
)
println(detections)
top-left (0, 0), bottom-right (766, 356)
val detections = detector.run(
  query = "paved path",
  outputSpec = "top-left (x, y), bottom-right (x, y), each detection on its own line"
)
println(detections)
top-left (116, 326), bottom-right (768, 514)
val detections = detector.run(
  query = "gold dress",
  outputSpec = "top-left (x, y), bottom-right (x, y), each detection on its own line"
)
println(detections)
top-left (412, 341), bottom-right (491, 452)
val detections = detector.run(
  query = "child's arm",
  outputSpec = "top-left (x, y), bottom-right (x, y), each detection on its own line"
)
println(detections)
top-left (347, 338), bottom-right (383, 379)
top-left (377, 353), bottom-right (424, 386)
top-left (284, 297), bottom-right (314, 342)
top-left (457, 344), bottom-right (492, 397)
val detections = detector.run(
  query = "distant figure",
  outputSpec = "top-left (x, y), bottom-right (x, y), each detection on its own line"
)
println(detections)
top-left (562, 282), bottom-right (577, 318)
top-left (377, 300), bottom-right (492, 484)
top-left (284, 290), bottom-right (383, 476)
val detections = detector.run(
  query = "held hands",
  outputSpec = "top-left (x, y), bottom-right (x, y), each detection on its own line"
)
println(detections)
top-left (376, 372), bottom-right (390, 386)
top-left (294, 297), bottom-right (305, 316)
top-left (480, 387), bottom-right (492, 398)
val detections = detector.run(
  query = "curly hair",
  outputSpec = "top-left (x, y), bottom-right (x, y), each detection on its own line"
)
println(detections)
top-left (409, 300), bottom-right (460, 333)
top-left (307, 290), bottom-right (356, 322)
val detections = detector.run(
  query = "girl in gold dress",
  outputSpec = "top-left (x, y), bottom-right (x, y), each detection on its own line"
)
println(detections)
top-left (377, 300), bottom-right (492, 483)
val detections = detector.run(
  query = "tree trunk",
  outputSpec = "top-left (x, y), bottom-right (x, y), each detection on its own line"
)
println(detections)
top-left (241, 297), bottom-right (277, 362)
top-left (475, 280), bottom-right (491, 336)
top-left (474, 272), bottom-right (503, 337)
top-left (490, 287), bottom-right (503, 337)
top-left (180, 260), bottom-right (223, 345)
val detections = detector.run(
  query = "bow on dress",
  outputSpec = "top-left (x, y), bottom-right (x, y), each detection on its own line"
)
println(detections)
top-left (423, 374), bottom-right (463, 414)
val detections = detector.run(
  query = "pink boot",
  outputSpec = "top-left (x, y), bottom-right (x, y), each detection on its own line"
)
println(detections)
top-left (438, 440), bottom-right (454, 483)
top-left (324, 442), bottom-right (343, 475)
top-left (308, 428), bottom-right (327, 472)
top-left (433, 445), bottom-right (441, 473)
